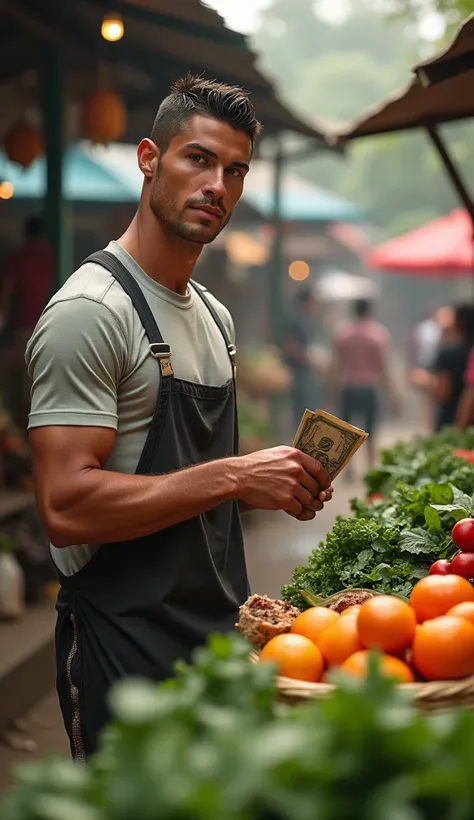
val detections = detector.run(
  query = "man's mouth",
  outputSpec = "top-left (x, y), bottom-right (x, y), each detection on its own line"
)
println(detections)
top-left (190, 205), bottom-right (223, 220)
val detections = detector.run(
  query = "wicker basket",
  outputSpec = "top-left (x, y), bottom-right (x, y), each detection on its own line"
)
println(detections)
top-left (249, 650), bottom-right (474, 713)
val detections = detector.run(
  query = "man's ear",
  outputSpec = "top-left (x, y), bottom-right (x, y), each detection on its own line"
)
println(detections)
top-left (137, 138), bottom-right (159, 179)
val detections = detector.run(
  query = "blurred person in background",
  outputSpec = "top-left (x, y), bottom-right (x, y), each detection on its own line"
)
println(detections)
top-left (1, 216), bottom-right (53, 425)
top-left (328, 298), bottom-right (397, 471)
top-left (432, 304), bottom-right (474, 431)
top-left (284, 286), bottom-right (321, 430)
top-left (409, 306), bottom-right (454, 434)
top-left (455, 336), bottom-right (474, 431)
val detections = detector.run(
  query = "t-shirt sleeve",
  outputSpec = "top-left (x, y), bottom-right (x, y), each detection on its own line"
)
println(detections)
top-left (25, 296), bottom-right (128, 429)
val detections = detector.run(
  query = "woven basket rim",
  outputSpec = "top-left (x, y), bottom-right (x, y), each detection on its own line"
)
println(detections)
top-left (249, 649), bottom-right (474, 709)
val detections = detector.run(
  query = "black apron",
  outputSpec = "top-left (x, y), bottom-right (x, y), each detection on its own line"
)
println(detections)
top-left (54, 250), bottom-right (250, 760)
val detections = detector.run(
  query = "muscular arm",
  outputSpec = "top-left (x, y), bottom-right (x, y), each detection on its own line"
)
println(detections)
top-left (30, 426), bottom-right (242, 547)
top-left (30, 426), bottom-right (332, 548)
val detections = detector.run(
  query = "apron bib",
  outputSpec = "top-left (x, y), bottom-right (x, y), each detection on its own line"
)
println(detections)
top-left (54, 250), bottom-right (249, 759)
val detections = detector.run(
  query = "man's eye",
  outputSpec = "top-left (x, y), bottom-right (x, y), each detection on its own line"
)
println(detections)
top-left (189, 154), bottom-right (205, 164)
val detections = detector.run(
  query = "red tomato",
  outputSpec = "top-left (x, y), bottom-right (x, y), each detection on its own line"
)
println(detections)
top-left (453, 449), bottom-right (474, 464)
top-left (451, 553), bottom-right (474, 580)
top-left (429, 559), bottom-right (452, 576)
top-left (368, 493), bottom-right (385, 502)
top-left (452, 519), bottom-right (474, 553)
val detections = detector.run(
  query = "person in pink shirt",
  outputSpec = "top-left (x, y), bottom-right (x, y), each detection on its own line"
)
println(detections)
top-left (329, 299), bottom-right (396, 470)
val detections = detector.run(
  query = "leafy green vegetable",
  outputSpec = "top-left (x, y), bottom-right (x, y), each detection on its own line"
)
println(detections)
top-left (5, 633), bottom-right (474, 820)
top-left (283, 480), bottom-right (458, 608)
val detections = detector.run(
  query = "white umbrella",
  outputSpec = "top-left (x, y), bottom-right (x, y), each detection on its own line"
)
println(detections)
top-left (316, 270), bottom-right (379, 301)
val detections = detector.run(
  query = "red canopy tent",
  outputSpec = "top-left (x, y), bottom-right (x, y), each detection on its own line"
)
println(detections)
top-left (368, 209), bottom-right (474, 276)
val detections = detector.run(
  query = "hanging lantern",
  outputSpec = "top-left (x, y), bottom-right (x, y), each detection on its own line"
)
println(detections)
top-left (3, 122), bottom-right (43, 169)
top-left (82, 90), bottom-right (127, 145)
top-left (101, 13), bottom-right (124, 42)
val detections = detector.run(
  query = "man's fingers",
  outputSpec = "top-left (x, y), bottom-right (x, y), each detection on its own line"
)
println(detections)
top-left (298, 472), bottom-right (320, 497)
top-left (298, 451), bottom-right (331, 489)
top-left (318, 486), bottom-right (334, 503)
top-left (294, 485), bottom-right (314, 508)
top-left (286, 498), bottom-right (303, 517)
top-left (286, 508), bottom-right (315, 522)
top-left (303, 498), bottom-right (323, 513)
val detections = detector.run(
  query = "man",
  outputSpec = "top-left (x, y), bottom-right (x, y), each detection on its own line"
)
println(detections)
top-left (329, 298), bottom-right (394, 470)
top-left (26, 75), bottom-right (333, 758)
top-left (432, 304), bottom-right (474, 431)
top-left (284, 287), bottom-right (320, 429)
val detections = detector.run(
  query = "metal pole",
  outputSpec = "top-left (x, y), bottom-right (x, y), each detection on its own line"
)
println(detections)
top-left (268, 135), bottom-right (286, 438)
top-left (42, 44), bottom-right (70, 290)
top-left (426, 125), bottom-right (474, 286)
top-left (269, 135), bottom-right (285, 347)
top-left (426, 126), bottom-right (474, 221)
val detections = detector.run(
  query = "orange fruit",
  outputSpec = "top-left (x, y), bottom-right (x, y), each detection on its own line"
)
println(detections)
top-left (358, 595), bottom-right (416, 654)
top-left (340, 605), bottom-right (362, 618)
top-left (447, 601), bottom-right (474, 626)
top-left (291, 606), bottom-right (339, 644)
top-left (260, 633), bottom-right (324, 682)
top-left (341, 650), bottom-right (414, 683)
top-left (410, 575), bottom-right (474, 623)
top-left (317, 615), bottom-right (364, 667)
top-left (412, 615), bottom-right (474, 680)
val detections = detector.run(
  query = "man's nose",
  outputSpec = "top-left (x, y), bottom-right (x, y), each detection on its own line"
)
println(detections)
top-left (202, 167), bottom-right (226, 200)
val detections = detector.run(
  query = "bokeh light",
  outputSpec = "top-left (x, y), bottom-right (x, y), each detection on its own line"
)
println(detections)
top-left (101, 14), bottom-right (124, 42)
top-left (288, 260), bottom-right (310, 281)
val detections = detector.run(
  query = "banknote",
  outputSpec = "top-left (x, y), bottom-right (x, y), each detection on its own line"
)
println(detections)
top-left (293, 409), bottom-right (368, 480)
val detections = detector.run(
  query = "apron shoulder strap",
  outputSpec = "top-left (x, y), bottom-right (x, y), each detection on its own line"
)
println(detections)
top-left (84, 250), bottom-right (173, 376)
top-left (190, 280), bottom-right (236, 371)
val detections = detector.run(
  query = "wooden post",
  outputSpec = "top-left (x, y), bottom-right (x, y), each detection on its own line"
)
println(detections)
top-left (42, 44), bottom-right (70, 289)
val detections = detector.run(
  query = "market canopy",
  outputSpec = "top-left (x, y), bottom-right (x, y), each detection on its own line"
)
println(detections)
top-left (414, 13), bottom-right (474, 87)
top-left (0, 0), bottom-right (329, 143)
top-left (329, 14), bottom-right (474, 142)
top-left (369, 208), bottom-right (474, 277)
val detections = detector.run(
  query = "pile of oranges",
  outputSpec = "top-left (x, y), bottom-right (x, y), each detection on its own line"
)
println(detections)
top-left (260, 574), bottom-right (474, 684)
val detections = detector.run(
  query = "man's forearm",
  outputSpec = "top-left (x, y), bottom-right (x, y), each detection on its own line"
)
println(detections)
top-left (45, 458), bottom-right (241, 548)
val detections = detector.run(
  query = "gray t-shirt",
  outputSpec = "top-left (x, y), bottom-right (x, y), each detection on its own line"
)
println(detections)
top-left (25, 241), bottom-right (235, 576)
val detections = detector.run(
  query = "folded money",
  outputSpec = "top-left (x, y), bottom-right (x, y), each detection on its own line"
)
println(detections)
top-left (293, 408), bottom-right (368, 480)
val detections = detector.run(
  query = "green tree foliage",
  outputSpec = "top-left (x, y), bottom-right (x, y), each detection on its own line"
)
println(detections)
top-left (251, 0), bottom-right (474, 237)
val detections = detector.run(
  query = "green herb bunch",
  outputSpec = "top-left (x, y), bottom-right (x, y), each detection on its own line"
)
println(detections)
top-left (4, 634), bottom-right (474, 820)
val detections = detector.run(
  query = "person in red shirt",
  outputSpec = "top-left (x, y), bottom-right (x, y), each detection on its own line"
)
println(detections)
top-left (0, 217), bottom-right (53, 425)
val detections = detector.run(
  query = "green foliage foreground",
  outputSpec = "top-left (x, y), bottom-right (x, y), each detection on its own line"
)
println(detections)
top-left (3, 633), bottom-right (474, 820)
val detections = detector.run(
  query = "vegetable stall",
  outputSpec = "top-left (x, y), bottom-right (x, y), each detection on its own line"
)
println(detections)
top-left (4, 426), bottom-right (474, 819)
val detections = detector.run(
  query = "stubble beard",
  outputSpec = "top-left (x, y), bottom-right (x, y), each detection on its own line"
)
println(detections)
top-left (149, 167), bottom-right (231, 245)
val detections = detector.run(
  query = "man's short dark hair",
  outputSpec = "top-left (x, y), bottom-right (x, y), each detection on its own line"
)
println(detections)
top-left (150, 73), bottom-right (262, 153)
top-left (354, 298), bottom-right (372, 318)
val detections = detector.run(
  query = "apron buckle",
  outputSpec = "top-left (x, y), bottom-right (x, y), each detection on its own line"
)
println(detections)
top-left (227, 343), bottom-right (237, 373)
top-left (149, 343), bottom-right (174, 377)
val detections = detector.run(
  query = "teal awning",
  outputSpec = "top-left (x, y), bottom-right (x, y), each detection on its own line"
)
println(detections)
top-left (0, 144), bottom-right (139, 202)
top-left (1, 142), bottom-right (364, 222)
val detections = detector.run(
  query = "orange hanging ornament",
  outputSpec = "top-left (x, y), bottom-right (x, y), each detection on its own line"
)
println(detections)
top-left (82, 90), bottom-right (127, 145)
top-left (3, 122), bottom-right (43, 168)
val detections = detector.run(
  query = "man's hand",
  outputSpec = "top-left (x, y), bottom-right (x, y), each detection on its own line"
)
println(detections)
top-left (236, 446), bottom-right (332, 520)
